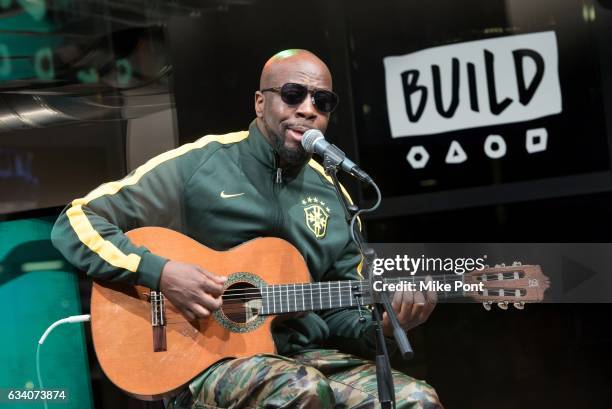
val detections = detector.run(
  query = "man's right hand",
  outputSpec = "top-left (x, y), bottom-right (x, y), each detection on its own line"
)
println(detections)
top-left (159, 260), bottom-right (227, 321)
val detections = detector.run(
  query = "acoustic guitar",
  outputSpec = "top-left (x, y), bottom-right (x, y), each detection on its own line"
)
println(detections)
top-left (90, 227), bottom-right (549, 400)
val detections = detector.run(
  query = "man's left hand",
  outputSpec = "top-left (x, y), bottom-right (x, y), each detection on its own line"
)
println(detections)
top-left (381, 276), bottom-right (437, 337)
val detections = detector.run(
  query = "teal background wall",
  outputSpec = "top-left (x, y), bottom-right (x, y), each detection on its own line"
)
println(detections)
top-left (0, 216), bottom-right (93, 409)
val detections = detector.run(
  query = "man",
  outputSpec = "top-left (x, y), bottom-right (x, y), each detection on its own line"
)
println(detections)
top-left (52, 49), bottom-right (442, 408)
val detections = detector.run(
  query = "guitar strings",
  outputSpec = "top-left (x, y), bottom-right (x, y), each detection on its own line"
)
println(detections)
top-left (154, 283), bottom-right (516, 302)
top-left (163, 291), bottom-right (512, 319)
top-left (191, 278), bottom-right (514, 298)
top-left (218, 278), bottom-right (480, 294)
top-left (160, 278), bottom-right (483, 298)
top-left (153, 280), bottom-right (523, 325)
top-left (217, 272), bottom-right (522, 295)
top-left (214, 284), bottom-right (512, 299)
top-left (158, 286), bottom-right (476, 307)
top-left (149, 275), bottom-right (527, 325)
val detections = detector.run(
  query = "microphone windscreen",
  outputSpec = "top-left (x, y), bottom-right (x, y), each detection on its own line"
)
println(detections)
top-left (301, 129), bottom-right (324, 153)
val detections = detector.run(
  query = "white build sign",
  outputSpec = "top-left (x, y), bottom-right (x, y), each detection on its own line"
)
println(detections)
top-left (384, 31), bottom-right (562, 138)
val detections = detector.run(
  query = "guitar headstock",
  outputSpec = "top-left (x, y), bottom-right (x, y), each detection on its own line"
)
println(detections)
top-left (463, 262), bottom-right (549, 310)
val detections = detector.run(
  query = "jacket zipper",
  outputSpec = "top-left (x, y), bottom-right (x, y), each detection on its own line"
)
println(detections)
top-left (276, 167), bottom-right (282, 184)
top-left (272, 166), bottom-right (284, 235)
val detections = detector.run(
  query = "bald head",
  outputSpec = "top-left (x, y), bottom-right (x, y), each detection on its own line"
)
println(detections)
top-left (259, 49), bottom-right (332, 90)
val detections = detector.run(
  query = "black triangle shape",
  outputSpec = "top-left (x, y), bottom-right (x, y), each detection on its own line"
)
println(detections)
top-left (561, 256), bottom-right (599, 294)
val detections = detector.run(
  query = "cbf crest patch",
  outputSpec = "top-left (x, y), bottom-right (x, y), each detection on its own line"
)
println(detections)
top-left (301, 197), bottom-right (330, 239)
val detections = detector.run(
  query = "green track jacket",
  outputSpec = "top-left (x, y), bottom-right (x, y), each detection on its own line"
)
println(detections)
top-left (51, 120), bottom-right (386, 357)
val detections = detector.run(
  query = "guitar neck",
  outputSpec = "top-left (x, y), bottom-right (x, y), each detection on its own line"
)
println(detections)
top-left (259, 274), bottom-right (468, 315)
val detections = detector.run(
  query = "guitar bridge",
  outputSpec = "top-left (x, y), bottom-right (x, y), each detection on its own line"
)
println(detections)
top-left (150, 291), bottom-right (167, 352)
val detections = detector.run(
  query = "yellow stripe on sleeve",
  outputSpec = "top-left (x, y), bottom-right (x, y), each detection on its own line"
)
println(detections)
top-left (66, 131), bottom-right (249, 272)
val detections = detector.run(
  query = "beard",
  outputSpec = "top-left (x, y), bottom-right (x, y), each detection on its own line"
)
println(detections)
top-left (272, 133), bottom-right (309, 168)
top-left (267, 124), bottom-right (310, 170)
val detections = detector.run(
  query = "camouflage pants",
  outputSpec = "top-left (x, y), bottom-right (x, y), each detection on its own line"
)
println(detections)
top-left (167, 349), bottom-right (442, 409)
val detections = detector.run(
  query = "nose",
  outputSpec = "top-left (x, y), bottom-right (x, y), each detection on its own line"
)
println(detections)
top-left (296, 94), bottom-right (317, 120)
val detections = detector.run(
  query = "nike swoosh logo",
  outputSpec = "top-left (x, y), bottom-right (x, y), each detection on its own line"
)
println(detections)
top-left (220, 191), bottom-right (245, 199)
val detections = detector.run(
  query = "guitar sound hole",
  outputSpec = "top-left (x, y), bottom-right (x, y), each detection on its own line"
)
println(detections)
top-left (221, 282), bottom-right (262, 324)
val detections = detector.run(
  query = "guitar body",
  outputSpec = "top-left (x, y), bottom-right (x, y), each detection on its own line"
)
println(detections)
top-left (90, 228), bottom-right (550, 400)
top-left (90, 227), bottom-right (311, 400)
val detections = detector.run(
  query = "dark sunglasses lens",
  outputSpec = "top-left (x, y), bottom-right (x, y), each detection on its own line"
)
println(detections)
top-left (280, 83), bottom-right (308, 105)
top-left (314, 90), bottom-right (338, 113)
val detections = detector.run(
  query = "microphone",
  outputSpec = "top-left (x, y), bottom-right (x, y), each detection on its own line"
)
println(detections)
top-left (302, 129), bottom-right (372, 183)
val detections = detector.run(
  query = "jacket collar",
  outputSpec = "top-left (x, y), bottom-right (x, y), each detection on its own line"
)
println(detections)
top-left (246, 119), bottom-right (278, 170)
top-left (244, 119), bottom-right (307, 181)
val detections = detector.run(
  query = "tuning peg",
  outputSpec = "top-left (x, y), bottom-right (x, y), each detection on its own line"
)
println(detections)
top-left (513, 302), bottom-right (525, 310)
top-left (494, 264), bottom-right (501, 268)
top-left (512, 261), bottom-right (522, 266)
top-left (482, 301), bottom-right (492, 311)
top-left (484, 264), bottom-right (490, 268)
top-left (497, 301), bottom-right (509, 310)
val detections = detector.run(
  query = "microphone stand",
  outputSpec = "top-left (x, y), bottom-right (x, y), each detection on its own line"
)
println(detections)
top-left (322, 155), bottom-right (414, 409)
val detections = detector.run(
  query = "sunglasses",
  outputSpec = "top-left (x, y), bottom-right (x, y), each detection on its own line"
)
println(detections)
top-left (260, 83), bottom-right (339, 113)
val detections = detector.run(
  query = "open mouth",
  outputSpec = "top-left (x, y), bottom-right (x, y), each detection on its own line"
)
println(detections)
top-left (285, 126), bottom-right (309, 142)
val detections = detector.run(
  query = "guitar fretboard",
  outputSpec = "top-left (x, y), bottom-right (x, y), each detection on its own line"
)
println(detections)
top-left (259, 275), bottom-right (467, 315)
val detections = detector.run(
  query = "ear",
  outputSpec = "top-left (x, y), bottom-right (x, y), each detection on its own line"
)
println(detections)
top-left (254, 91), bottom-right (264, 118)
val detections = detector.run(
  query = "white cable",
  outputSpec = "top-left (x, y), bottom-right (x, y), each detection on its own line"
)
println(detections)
top-left (38, 314), bottom-right (90, 345)
top-left (36, 343), bottom-right (47, 409)
top-left (36, 314), bottom-right (91, 409)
